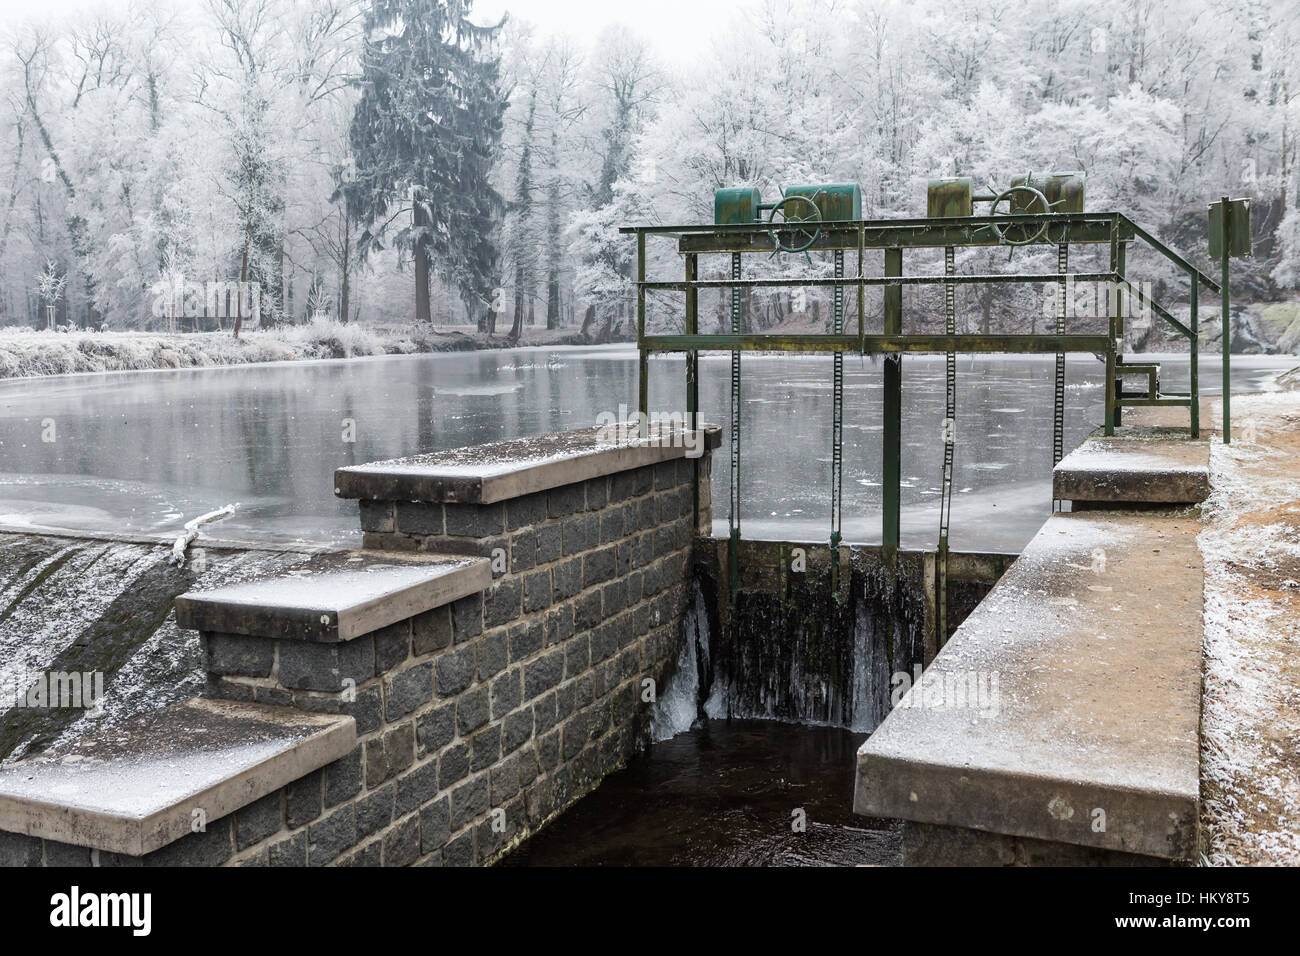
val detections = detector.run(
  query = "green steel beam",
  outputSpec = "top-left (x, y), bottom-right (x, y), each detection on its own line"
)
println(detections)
top-left (624, 210), bottom-right (1125, 234)
top-left (1122, 217), bottom-right (1221, 293)
top-left (641, 271), bottom-right (1120, 291)
top-left (641, 333), bottom-right (1111, 354)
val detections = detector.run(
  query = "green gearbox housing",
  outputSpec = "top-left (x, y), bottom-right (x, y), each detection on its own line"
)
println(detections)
top-left (713, 183), bottom-right (862, 225)
top-left (781, 183), bottom-right (862, 222)
top-left (1009, 171), bottom-right (1085, 213)
top-left (714, 186), bottom-right (763, 225)
top-left (927, 178), bottom-right (973, 217)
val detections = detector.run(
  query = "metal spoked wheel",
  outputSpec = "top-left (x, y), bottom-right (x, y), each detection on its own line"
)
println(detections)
top-left (988, 184), bottom-right (1052, 246)
top-left (767, 195), bottom-right (823, 254)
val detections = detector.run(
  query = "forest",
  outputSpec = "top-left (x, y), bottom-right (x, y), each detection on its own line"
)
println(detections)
top-left (0, 0), bottom-right (1296, 348)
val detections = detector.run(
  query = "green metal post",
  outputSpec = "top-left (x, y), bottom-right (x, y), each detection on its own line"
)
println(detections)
top-left (883, 247), bottom-right (902, 552)
top-left (685, 252), bottom-right (700, 526)
top-left (1104, 219), bottom-right (1117, 436)
top-left (637, 232), bottom-right (648, 436)
top-left (1190, 272), bottom-right (1200, 438)
top-left (1113, 241), bottom-right (1126, 429)
top-left (857, 225), bottom-right (865, 343)
top-left (1220, 196), bottom-right (1231, 445)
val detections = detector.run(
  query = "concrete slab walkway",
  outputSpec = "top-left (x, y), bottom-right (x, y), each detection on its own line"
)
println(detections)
top-left (855, 511), bottom-right (1204, 861)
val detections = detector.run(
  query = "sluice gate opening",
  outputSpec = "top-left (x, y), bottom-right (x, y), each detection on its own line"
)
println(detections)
top-left (623, 174), bottom-right (1242, 647)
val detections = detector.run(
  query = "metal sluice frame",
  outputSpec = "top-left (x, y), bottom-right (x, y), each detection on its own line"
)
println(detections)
top-left (624, 210), bottom-right (1226, 600)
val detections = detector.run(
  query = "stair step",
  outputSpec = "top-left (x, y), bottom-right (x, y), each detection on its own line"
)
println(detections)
top-left (175, 550), bottom-right (492, 642)
top-left (0, 698), bottom-right (356, 856)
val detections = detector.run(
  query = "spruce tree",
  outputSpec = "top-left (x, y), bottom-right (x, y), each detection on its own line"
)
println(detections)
top-left (344, 0), bottom-right (506, 325)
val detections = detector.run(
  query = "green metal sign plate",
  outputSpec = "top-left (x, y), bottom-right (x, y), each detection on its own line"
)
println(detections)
top-left (1209, 198), bottom-right (1251, 259)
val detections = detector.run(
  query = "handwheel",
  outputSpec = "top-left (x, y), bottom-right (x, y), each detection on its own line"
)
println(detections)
top-left (988, 184), bottom-right (1052, 246)
top-left (767, 194), bottom-right (822, 253)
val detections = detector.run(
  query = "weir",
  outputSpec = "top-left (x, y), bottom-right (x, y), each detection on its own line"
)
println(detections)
top-left (0, 178), bottom-right (1245, 867)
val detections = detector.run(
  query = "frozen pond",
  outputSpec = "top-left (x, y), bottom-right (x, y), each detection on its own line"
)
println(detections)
top-left (0, 346), bottom-right (1291, 553)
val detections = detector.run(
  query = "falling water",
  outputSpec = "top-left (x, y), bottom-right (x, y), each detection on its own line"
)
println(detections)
top-left (650, 580), bottom-right (710, 740)
top-left (653, 548), bottom-right (934, 736)
top-left (0, 532), bottom-right (325, 762)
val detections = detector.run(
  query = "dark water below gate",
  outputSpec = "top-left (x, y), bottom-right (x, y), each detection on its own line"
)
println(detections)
top-left (0, 347), bottom-right (1288, 553)
top-left (501, 720), bottom-right (899, 866)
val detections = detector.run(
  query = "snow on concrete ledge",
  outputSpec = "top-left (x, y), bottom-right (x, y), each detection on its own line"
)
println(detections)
top-left (0, 698), bottom-right (355, 857)
top-left (854, 512), bottom-right (1203, 861)
top-left (1053, 427), bottom-right (1210, 505)
top-left (334, 422), bottom-right (722, 504)
top-left (175, 549), bottom-right (491, 642)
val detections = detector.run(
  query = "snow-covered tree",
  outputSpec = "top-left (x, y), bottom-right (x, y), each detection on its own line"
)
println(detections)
top-left (343, 0), bottom-right (507, 326)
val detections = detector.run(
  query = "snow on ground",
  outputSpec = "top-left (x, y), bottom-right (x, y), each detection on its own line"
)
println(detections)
top-left (1199, 388), bottom-right (1300, 865)
top-left (0, 318), bottom-right (590, 379)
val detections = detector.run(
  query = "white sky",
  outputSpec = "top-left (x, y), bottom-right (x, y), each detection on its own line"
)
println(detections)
top-left (0, 0), bottom-right (745, 64)
top-left (477, 0), bottom-right (739, 63)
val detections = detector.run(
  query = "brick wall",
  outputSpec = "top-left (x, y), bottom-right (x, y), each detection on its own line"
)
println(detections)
top-left (0, 451), bottom-right (711, 867)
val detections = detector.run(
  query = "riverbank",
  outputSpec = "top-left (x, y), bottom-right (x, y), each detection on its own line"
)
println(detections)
top-left (1199, 386), bottom-right (1300, 864)
top-left (0, 319), bottom-right (616, 380)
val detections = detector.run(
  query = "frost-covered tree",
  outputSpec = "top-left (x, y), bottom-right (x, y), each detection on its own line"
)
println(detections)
top-left (343, 0), bottom-right (507, 326)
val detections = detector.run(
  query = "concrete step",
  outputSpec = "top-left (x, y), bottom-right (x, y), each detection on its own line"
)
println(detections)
top-left (853, 512), bottom-right (1203, 863)
top-left (174, 549), bottom-right (491, 642)
top-left (1053, 427), bottom-right (1210, 505)
top-left (334, 422), bottom-right (721, 504)
top-left (0, 698), bottom-right (355, 856)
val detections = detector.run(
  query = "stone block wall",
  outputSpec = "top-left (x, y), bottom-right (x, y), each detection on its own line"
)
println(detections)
top-left (0, 451), bottom-right (711, 867)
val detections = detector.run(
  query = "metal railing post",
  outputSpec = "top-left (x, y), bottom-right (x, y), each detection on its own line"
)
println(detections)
top-left (1190, 272), bottom-right (1200, 438)
top-left (1104, 218), bottom-right (1118, 436)
top-left (685, 252), bottom-right (700, 527)
top-left (637, 231), bottom-right (648, 437)
top-left (1220, 196), bottom-right (1232, 445)
top-left (883, 247), bottom-right (903, 552)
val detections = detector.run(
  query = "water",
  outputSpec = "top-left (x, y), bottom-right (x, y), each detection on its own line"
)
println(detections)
top-left (0, 345), bottom-right (1290, 864)
top-left (501, 720), bottom-right (899, 866)
top-left (0, 532), bottom-right (318, 762)
top-left (0, 347), bottom-right (1287, 553)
